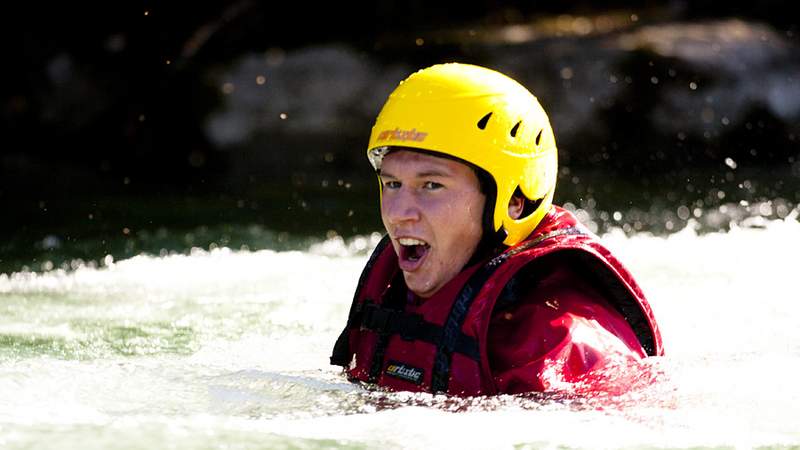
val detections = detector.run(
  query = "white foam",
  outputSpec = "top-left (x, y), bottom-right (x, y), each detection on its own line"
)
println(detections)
top-left (1, 218), bottom-right (800, 448)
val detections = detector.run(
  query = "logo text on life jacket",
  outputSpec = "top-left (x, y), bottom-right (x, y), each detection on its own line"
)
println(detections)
top-left (384, 361), bottom-right (424, 384)
top-left (377, 128), bottom-right (428, 142)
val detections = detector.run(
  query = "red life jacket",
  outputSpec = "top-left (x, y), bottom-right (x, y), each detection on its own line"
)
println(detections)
top-left (330, 206), bottom-right (664, 395)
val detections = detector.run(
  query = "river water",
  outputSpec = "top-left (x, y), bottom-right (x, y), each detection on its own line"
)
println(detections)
top-left (2, 210), bottom-right (800, 449)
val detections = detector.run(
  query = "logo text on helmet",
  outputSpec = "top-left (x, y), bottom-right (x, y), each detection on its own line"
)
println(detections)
top-left (377, 128), bottom-right (428, 142)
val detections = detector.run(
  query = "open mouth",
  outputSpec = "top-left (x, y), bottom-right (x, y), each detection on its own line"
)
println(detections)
top-left (397, 238), bottom-right (430, 268)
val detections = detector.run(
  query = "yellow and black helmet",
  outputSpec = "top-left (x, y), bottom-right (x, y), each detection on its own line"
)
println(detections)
top-left (367, 63), bottom-right (558, 245)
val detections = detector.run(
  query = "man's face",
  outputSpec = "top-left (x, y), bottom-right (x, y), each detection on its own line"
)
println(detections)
top-left (379, 150), bottom-right (486, 298)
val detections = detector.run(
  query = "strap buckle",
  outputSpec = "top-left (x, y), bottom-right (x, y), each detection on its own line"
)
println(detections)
top-left (361, 304), bottom-right (392, 333)
top-left (398, 313), bottom-right (423, 341)
top-left (361, 304), bottom-right (424, 342)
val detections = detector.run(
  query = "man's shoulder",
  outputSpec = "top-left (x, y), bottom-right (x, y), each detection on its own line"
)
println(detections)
top-left (493, 252), bottom-right (603, 313)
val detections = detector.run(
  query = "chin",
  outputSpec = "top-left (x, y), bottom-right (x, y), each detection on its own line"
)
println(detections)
top-left (403, 274), bottom-right (435, 298)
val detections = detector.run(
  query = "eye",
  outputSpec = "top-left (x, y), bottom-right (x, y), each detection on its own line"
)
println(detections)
top-left (383, 180), bottom-right (401, 189)
top-left (423, 181), bottom-right (443, 190)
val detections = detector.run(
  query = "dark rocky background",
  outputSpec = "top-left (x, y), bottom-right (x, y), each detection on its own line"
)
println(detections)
top-left (2, 1), bottom-right (798, 271)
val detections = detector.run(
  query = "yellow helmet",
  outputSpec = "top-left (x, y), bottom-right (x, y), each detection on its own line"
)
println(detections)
top-left (367, 63), bottom-right (558, 246)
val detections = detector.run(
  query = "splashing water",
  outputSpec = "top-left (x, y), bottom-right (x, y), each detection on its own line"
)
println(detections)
top-left (1, 216), bottom-right (799, 449)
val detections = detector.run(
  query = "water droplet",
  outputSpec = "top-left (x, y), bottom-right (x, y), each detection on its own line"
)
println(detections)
top-left (42, 235), bottom-right (61, 250)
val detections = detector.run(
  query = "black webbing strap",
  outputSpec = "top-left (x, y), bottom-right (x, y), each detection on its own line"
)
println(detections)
top-left (366, 273), bottom-right (407, 382)
top-left (367, 325), bottom-right (393, 382)
top-left (330, 235), bottom-right (392, 367)
top-left (430, 227), bottom-right (586, 393)
top-left (359, 303), bottom-right (480, 361)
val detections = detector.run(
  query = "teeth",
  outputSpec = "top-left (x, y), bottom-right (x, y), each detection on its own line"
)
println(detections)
top-left (398, 238), bottom-right (428, 246)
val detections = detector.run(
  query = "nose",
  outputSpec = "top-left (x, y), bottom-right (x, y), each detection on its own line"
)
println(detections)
top-left (381, 187), bottom-right (421, 226)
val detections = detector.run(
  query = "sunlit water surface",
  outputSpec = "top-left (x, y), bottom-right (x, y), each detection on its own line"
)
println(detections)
top-left (2, 215), bottom-right (800, 450)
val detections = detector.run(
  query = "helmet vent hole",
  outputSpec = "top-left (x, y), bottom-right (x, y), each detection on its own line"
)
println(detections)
top-left (535, 129), bottom-right (542, 145)
top-left (477, 112), bottom-right (492, 130)
top-left (510, 121), bottom-right (521, 138)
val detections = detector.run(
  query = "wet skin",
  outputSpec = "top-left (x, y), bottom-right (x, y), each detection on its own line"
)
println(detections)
top-left (379, 150), bottom-right (486, 298)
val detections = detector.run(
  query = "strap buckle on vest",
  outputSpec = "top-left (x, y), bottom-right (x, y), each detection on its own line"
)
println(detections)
top-left (361, 304), bottom-right (423, 342)
top-left (361, 304), bottom-right (391, 333)
top-left (398, 314), bottom-right (423, 341)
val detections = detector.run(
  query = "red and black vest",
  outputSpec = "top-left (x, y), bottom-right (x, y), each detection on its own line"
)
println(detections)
top-left (330, 207), bottom-right (664, 395)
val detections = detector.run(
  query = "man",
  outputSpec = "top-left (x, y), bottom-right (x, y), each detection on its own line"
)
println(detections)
top-left (330, 63), bottom-right (663, 395)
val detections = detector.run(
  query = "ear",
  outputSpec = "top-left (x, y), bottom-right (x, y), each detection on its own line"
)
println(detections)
top-left (508, 194), bottom-right (525, 220)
